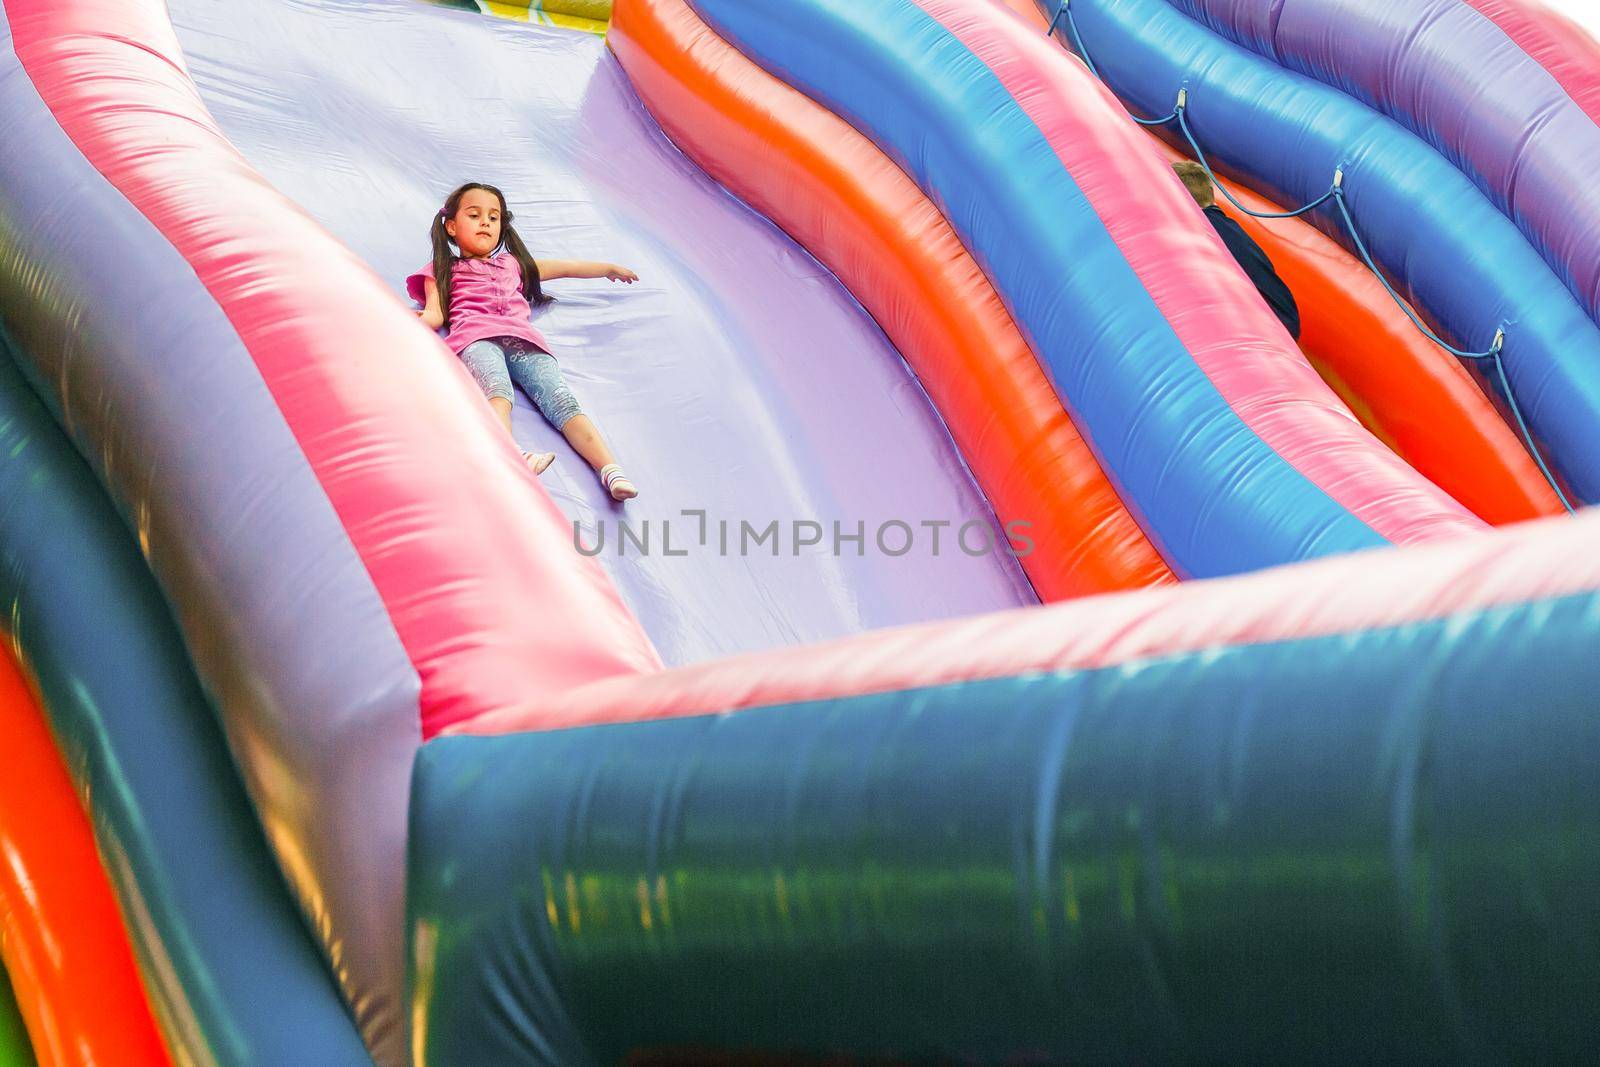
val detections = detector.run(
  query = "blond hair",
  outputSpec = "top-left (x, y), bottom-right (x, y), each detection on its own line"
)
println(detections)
top-left (1172, 161), bottom-right (1215, 208)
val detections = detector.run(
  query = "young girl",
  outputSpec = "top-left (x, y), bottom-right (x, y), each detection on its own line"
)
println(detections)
top-left (409, 181), bottom-right (640, 500)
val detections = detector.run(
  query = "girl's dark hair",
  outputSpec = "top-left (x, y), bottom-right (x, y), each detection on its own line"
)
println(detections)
top-left (430, 182), bottom-right (551, 328)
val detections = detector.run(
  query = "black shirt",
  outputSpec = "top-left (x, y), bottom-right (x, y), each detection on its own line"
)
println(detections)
top-left (1203, 205), bottom-right (1301, 340)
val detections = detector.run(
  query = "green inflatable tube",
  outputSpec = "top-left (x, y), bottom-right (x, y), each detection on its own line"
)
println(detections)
top-left (0, 967), bottom-right (35, 1067)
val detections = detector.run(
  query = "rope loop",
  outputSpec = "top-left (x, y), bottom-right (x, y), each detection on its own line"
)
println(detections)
top-left (1047, 0), bottom-right (1575, 512)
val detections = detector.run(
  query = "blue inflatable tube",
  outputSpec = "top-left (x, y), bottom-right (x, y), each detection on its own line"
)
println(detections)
top-left (0, 334), bottom-right (371, 1065)
top-left (684, 0), bottom-right (1488, 579)
top-left (1050, 0), bottom-right (1600, 502)
top-left (1165, 0), bottom-right (1600, 332)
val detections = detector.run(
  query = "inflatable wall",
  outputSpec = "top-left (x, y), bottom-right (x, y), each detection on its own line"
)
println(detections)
top-left (0, 0), bottom-right (1595, 1063)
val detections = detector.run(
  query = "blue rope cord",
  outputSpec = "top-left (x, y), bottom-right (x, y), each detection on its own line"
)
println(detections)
top-left (1174, 106), bottom-right (1336, 220)
top-left (1326, 190), bottom-right (1495, 362)
top-left (1047, 0), bottom-right (1576, 513)
top-left (1047, 0), bottom-right (1098, 78)
top-left (1131, 108), bottom-right (1179, 128)
top-left (1488, 347), bottom-right (1577, 512)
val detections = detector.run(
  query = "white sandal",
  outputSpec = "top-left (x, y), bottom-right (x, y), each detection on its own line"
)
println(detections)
top-left (522, 450), bottom-right (556, 476)
top-left (600, 463), bottom-right (637, 501)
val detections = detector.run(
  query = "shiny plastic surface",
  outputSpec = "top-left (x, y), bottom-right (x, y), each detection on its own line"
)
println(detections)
top-left (0, 4), bottom-right (423, 1053)
top-left (996, 0), bottom-right (1049, 26)
top-left (4, 0), bottom-right (1590, 1063)
top-left (0, 337), bottom-right (372, 1065)
top-left (0, 969), bottom-right (30, 1067)
top-left (0, 647), bottom-right (170, 1066)
top-left (169, 0), bottom-right (1037, 665)
top-left (454, 465), bottom-right (1583, 738)
top-left (1054, 0), bottom-right (1600, 502)
top-left (1461, 0), bottom-right (1600, 122)
top-left (413, 507), bottom-right (1600, 1063)
top-left (1170, 0), bottom-right (1600, 329)
top-left (688, 0), bottom-right (1484, 578)
top-left (610, 0), bottom-right (1175, 597)
top-left (4, 0), bottom-right (658, 738)
top-left (1, 0), bottom-right (1048, 1056)
top-left (1017, 0), bottom-right (1560, 520)
top-left (1147, 138), bottom-right (1563, 525)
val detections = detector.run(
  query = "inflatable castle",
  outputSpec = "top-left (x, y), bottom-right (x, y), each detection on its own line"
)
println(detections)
top-left (1, 0), bottom-right (1597, 1062)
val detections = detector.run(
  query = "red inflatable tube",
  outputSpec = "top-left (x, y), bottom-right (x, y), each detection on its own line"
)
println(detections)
top-left (997, 0), bottom-right (1049, 28)
top-left (1148, 139), bottom-right (1564, 525)
top-left (0, 647), bottom-right (171, 1067)
top-left (610, 0), bottom-right (1177, 599)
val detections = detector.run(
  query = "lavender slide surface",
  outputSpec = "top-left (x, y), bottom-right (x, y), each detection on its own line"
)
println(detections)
top-left (0, 4), bottom-right (419, 1058)
top-left (168, 0), bottom-right (1037, 665)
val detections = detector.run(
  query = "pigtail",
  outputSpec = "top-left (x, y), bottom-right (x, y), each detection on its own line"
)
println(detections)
top-left (429, 204), bottom-right (457, 328)
top-left (501, 217), bottom-right (552, 306)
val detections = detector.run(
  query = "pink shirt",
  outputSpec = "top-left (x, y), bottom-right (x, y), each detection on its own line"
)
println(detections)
top-left (406, 253), bottom-right (551, 356)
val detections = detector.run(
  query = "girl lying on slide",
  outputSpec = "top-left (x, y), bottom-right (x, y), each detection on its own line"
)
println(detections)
top-left (410, 181), bottom-right (640, 500)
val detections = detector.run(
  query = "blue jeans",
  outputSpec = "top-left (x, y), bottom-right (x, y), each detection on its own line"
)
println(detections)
top-left (458, 338), bottom-right (583, 429)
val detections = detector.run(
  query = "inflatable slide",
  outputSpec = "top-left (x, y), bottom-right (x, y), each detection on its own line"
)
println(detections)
top-left (0, 0), bottom-right (1596, 1063)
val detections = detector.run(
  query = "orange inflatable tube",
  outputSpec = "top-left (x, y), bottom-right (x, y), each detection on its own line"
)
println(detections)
top-left (997, 0), bottom-right (1049, 28)
top-left (1151, 140), bottom-right (1561, 525)
top-left (999, 0), bottom-right (1558, 524)
top-left (610, 0), bottom-right (1176, 598)
top-left (0, 647), bottom-right (170, 1067)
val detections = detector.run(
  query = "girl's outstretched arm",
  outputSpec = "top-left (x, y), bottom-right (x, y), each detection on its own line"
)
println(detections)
top-left (417, 276), bottom-right (445, 329)
top-left (537, 259), bottom-right (639, 283)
